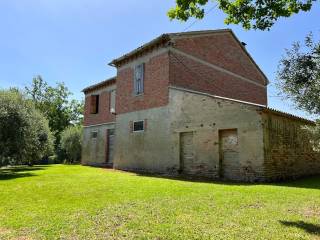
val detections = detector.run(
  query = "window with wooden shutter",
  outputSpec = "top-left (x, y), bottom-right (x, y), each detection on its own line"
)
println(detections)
top-left (134, 63), bottom-right (144, 95)
top-left (90, 95), bottom-right (99, 114)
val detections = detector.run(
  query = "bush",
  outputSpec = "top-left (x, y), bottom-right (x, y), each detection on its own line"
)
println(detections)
top-left (60, 125), bottom-right (82, 163)
top-left (306, 120), bottom-right (320, 152)
top-left (0, 89), bottom-right (54, 166)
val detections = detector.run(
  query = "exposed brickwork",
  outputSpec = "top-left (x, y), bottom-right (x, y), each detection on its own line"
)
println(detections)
top-left (84, 88), bottom-right (116, 126)
top-left (169, 51), bottom-right (267, 105)
top-left (262, 113), bottom-right (320, 181)
top-left (116, 52), bottom-right (170, 114)
top-left (172, 32), bottom-right (267, 85)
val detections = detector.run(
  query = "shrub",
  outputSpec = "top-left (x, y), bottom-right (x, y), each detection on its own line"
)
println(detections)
top-left (60, 125), bottom-right (82, 163)
top-left (0, 89), bottom-right (54, 166)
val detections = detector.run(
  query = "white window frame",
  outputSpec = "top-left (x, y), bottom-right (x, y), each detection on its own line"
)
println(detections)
top-left (132, 120), bottom-right (144, 133)
top-left (134, 63), bottom-right (144, 95)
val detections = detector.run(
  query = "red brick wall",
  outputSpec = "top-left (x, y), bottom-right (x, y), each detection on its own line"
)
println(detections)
top-left (172, 32), bottom-right (267, 85)
top-left (169, 51), bottom-right (267, 105)
top-left (83, 88), bottom-right (116, 126)
top-left (116, 52), bottom-right (170, 114)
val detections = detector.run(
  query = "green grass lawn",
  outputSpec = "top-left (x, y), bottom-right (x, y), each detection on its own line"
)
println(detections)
top-left (0, 165), bottom-right (320, 240)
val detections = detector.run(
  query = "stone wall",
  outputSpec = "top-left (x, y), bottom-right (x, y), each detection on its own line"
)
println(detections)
top-left (82, 123), bottom-right (115, 166)
top-left (168, 88), bottom-right (266, 181)
top-left (262, 112), bottom-right (320, 181)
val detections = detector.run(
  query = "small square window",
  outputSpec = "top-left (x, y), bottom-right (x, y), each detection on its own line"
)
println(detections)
top-left (91, 131), bottom-right (98, 138)
top-left (133, 120), bottom-right (144, 132)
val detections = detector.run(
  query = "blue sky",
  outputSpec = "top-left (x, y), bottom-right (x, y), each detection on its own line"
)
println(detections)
top-left (0, 0), bottom-right (319, 119)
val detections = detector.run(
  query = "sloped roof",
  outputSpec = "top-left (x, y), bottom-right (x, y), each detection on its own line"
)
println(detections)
top-left (108, 29), bottom-right (269, 84)
top-left (261, 107), bottom-right (315, 125)
top-left (82, 77), bottom-right (116, 93)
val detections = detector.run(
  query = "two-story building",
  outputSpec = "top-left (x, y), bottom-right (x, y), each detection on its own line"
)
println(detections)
top-left (82, 29), bottom-right (320, 182)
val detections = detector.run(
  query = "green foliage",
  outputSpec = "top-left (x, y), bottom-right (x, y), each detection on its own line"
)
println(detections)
top-left (25, 76), bottom-right (84, 149)
top-left (0, 89), bottom-right (54, 166)
top-left (61, 125), bottom-right (82, 163)
top-left (277, 33), bottom-right (320, 149)
top-left (305, 120), bottom-right (320, 151)
top-left (168, 0), bottom-right (316, 30)
top-left (277, 33), bottom-right (320, 115)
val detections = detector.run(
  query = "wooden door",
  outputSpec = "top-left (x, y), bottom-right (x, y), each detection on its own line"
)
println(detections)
top-left (219, 129), bottom-right (240, 180)
top-left (106, 129), bottom-right (115, 164)
top-left (180, 132), bottom-right (195, 174)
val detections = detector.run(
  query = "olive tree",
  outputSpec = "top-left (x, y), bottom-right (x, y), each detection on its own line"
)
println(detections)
top-left (0, 89), bottom-right (54, 166)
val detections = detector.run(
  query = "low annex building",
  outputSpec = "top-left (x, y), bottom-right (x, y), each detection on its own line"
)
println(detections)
top-left (82, 29), bottom-right (320, 182)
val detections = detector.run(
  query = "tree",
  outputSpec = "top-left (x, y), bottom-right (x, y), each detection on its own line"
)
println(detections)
top-left (0, 89), bottom-right (54, 166)
top-left (168, 0), bottom-right (316, 30)
top-left (60, 125), bottom-right (82, 163)
top-left (277, 33), bottom-right (320, 150)
top-left (277, 33), bottom-right (320, 115)
top-left (25, 76), bottom-right (84, 149)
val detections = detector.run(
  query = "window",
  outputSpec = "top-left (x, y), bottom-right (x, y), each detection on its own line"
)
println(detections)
top-left (90, 95), bottom-right (99, 114)
top-left (134, 63), bottom-right (144, 95)
top-left (133, 120), bottom-right (144, 132)
top-left (109, 90), bottom-right (116, 113)
top-left (91, 131), bottom-right (98, 138)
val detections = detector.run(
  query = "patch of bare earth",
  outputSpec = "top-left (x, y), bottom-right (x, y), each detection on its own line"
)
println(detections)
top-left (302, 206), bottom-right (320, 218)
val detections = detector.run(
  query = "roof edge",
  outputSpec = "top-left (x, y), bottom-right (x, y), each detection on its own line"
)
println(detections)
top-left (261, 107), bottom-right (315, 125)
top-left (109, 34), bottom-right (171, 67)
top-left (82, 77), bottom-right (116, 93)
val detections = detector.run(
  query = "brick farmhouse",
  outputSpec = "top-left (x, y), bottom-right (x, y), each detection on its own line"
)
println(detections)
top-left (82, 29), bottom-right (320, 182)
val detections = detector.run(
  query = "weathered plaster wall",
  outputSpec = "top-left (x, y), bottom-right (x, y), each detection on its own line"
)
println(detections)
top-left (113, 106), bottom-right (177, 172)
top-left (168, 88), bottom-right (266, 181)
top-left (262, 113), bottom-right (320, 180)
top-left (82, 123), bottom-right (115, 166)
top-left (113, 87), bottom-right (266, 181)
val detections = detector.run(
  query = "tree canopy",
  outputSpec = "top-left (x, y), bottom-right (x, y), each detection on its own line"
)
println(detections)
top-left (277, 33), bottom-right (320, 115)
top-left (25, 76), bottom-right (83, 149)
top-left (0, 89), bottom-right (54, 166)
top-left (168, 0), bottom-right (316, 30)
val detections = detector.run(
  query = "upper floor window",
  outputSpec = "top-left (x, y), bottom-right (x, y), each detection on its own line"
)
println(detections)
top-left (134, 63), bottom-right (144, 95)
top-left (90, 95), bottom-right (99, 114)
top-left (109, 90), bottom-right (116, 114)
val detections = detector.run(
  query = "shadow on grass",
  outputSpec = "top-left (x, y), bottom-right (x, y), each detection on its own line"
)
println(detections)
top-left (130, 171), bottom-right (320, 189)
top-left (0, 165), bottom-right (49, 180)
top-left (280, 220), bottom-right (320, 235)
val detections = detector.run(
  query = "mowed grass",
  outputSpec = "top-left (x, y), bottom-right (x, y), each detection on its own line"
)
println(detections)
top-left (0, 165), bottom-right (320, 239)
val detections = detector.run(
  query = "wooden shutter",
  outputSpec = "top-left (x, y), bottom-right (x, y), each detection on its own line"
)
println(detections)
top-left (90, 95), bottom-right (99, 114)
top-left (90, 95), bottom-right (97, 114)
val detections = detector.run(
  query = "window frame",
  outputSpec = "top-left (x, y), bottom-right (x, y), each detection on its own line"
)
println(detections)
top-left (109, 89), bottom-right (116, 113)
top-left (90, 94), bottom-right (100, 114)
top-left (132, 120), bottom-right (145, 133)
top-left (134, 63), bottom-right (144, 96)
